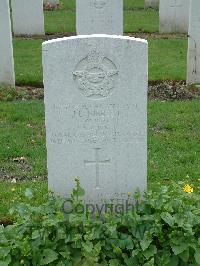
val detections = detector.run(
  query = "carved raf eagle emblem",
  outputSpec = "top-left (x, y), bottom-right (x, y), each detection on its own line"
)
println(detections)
top-left (73, 50), bottom-right (118, 99)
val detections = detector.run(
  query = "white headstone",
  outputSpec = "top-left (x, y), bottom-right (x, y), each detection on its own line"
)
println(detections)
top-left (76, 0), bottom-right (123, 35)
top-left (0, 0), bottom-right (15, 87)
top-left (145, 0), bottom-right (159, 9)
top-left (159, 0), bottom-right (190, 33)
top-left (42, 35), bottom-right (147, 208)
top-left (187, 0), bottom-right (200, 84)
top-left (11, 0), bottom-right (44, 36)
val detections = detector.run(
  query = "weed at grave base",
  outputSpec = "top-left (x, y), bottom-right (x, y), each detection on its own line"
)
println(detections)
top-left (0, 179), bottom-right (200, 265)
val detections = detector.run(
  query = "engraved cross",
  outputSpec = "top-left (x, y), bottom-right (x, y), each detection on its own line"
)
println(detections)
top-left (84, 148), bottom-right (111, 189)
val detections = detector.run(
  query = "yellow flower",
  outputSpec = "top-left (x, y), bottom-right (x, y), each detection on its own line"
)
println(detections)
top-left (11, 188), bottom-right (16, 192)
top-left (183, 184), bottom-right (194, 193)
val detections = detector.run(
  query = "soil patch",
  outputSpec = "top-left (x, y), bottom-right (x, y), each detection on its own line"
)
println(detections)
top-left (14, 32), bottom-right (187, 40)
top-left (0, 168), bottom-right (46, 182)
top-left (4, 81), bottom-right (199, 101)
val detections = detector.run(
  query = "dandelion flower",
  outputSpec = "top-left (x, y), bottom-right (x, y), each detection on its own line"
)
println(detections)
top-left (183, 184), bottom-right (194, 193)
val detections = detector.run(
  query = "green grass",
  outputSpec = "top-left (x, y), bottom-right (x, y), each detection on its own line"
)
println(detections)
top-left (13, 39), bottom-right (43, 86)
top-left (148, 100), bottom-right (200, 181)
top-left (149, 39), bottom-right (187, 80)
top-left (44, 9), bottom-right (158, 34)
top-left (44, 0), bottom-right (156, 34)
top-left (124, 0), bottom-right (145, 9)
top-left (0, 101), bottom-right (46, 178)
top-left (125, 10), bottom-right (158, 33)
top-left (44, 10), bottom-right (75, 34)
top-left (0, 181), bottom-right (47, 221)
top-left (0, 100), bottom-right (199, 219)
top-left (13, 38), bottom-right (187, 85)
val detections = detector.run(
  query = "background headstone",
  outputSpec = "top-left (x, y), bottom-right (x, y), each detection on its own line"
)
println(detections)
top-left (76, 0), bottom-right (123, 35)
top-left (43, 35), bottom-right (147, 207)
top-left (145, 0), bottom-right (159, 9)
top-left (159, 0), bottom-right (190, 33)
top-left (0, 0), bottom-right (15, 86)
top-left (11, 0), bottom-right (44, 36)
top-left (187, 0), bottom-right (200, 84)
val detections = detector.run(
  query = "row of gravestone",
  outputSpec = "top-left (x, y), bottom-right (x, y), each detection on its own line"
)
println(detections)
top-left (8, 0), bottom-right (192, 36)
top-left (1, 0), bottom-right (199, 87)
top-left (10, 0), bottom-right (123, 36)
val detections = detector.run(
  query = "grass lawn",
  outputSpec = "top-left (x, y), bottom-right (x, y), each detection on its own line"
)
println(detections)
top-left (43, 0), bottom-right (157, 34)
top-left (43, 0), bottom-right (156, 34)
top-left (44, 9), bottom-right (158, 34)
top-left (0, 100), bottom-right (199, 219)
top-left (124, 10), bottom-right (158, 33)
top-left (13, 38), bottom-right (187, 86)
top-left (0, 181), bottom-right (47, 221)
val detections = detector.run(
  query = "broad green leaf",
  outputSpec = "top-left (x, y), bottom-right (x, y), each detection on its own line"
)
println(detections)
top-left (161, 212), bottom-right (174, 226)
top-left (59, 251), bottom-right (70, 259)
top-left (171, 243), bottom-right (188, 255)
top-left (31, 230), bottom-right (41, 240)
top-left (132, 249), bottom-right (139, 257)
top-left (168, 255), bottom-right (179, 266)
top-left (0, 248), bottom-right (10, 259)
top-left (82, 241), bottom-right (93, 253)
top-left (179, 249), bottom-right (189, 263)
top-left (0, 255), bottom-right (11, 266)
top-left (194, 248), bottom-right (200, 264)
top-left (144, 245), bottom-right (157, 259)
top-left (143, 258), bottom-right (154, 266)
top-left (40, 249), bottom-right (58, 265)
top-left (140, 238), bottom-right (152, 251)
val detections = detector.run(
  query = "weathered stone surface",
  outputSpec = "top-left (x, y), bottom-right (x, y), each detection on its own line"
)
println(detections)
top-left (76, 0), bottom-right (123, 35)
top-left (159, 0), bottom-right (190, 33)
top-left (187, 0), bottom-right (200, 84)
top-left (42, 35), bottom-right (147, 207)
top-left (11, 0), bottom-right (44, 35)
top-left (0, 0), bottom-right (15, 86)
top-left (145, 0), bottom-right (159, 9)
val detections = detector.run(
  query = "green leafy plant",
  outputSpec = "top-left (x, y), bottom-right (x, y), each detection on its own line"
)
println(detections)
top-left (0, 179), bottom-right (200, 265)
